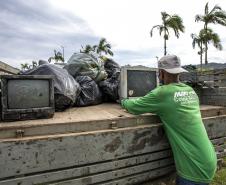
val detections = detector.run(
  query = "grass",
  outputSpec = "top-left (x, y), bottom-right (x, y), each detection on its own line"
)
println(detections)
top-left (142, 158), bottom-right (226, 185)
top-left (211, 158), bottom-right (226, 185)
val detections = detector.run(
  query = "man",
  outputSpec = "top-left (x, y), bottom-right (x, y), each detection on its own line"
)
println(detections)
top-left (121, 55), bottom-right (217, 185)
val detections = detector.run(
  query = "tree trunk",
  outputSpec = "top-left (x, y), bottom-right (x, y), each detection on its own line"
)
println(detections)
top-left (204, 24), bottom-right (208, 65)
top-left (164, 38), bottom-right (167, 56)
top-left (205, 42), bottom-right (208, 65)
top-left (200, 43), bottom-right (203, 71)
top-left (163, 25), bottom-right (167, 56)
top-left (200, 52), bottom-right (203, 71)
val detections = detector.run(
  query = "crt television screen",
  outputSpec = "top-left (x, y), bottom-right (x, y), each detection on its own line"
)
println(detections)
top-left (127, 70), bottom-right (157, 97)
top-left (7, 79), bottom-right (50, 109)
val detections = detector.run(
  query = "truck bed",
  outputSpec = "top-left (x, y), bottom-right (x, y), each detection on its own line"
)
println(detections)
top-left (0, 103), bottom-right (225, 139)
top-left (0, 103), bottom-right (225, 185)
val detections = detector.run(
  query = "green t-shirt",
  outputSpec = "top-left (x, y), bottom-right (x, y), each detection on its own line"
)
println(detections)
top-left (122, 83), bottom-right (217, 183)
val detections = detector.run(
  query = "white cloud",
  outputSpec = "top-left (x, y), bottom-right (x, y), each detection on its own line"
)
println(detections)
top-left (48, 0), bottom-right (226, 66)
top-left (1, 0), bottom-right (226, 68)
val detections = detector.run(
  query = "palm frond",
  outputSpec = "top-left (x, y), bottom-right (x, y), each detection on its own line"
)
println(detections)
top-left (159, 26), bottom-right (165, 36)
top-left (107, 50), bottom-right (114, 56)
top-left (209, 4), bottom-right (222, 15)
top-left (161, 12), bottom-right (170, 21)
top-left (214, 18), bottom-right (226, 26)
top-left (150, 25), bottom-right (161, 37)
top-left (99, 38), bottom-right (106, 46)
top-left (164, 27), bottom-right (170, 36)
top-left (165, 15), bottom-right (185, 38)
top-left (48, 57), bottom-right (54, 63)
top-left (214, 11), bottom-right (226, 19)
top-left (191, 33), bottom-right (199, 48)
top-left (205, 2), bottom-right (209, 14)
top-left (212, 11), bottom-right (226, 26)
top-left (202, 28), bottom-right (223, 51)
top-left (195, 14), bottom-right (204, 22)
top-left (104, 43), bottom-right (111, 49)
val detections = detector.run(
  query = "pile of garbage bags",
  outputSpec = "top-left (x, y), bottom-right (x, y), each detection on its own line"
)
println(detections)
top-left (21, 63), bottom-right (81, 111)
top-left (64, 53), bottom-right (108, 82)
top-left (21, 53), bottom-right (121, 111)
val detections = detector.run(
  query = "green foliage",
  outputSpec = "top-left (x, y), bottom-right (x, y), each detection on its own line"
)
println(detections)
top-left (80, 44), bottom-right (94, 54)
top-left (195, 2), bottom-right (226, 64)
top-left (150, 11), bottom-right (185, 55)
top-left (80, 38), bottom-right (114, 59)
top-left (20, 61), bottom-right (38, 71)
top-left (191, 28), bottom-right (222, 69)
top-left (93, 38), bottom-right (114, 57)
top-left (200, 28), bottom-right (223, 50)
top-left (20, 63), bottom-right (29, 71)
top-left (211, 161), bottom-right (226, 185)
top-left (48, 49), bottom-right (64, 63)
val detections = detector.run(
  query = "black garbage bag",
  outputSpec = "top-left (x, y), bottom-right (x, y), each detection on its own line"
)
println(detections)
top-left (104, 58), bottom-right (120, 78)
top-left (75, 76), bottom-right (102, 107)
top-left (38, 59), bottom-right (49, 66)
top-left (98, 59), bottom-right (120, 102)
top-left (22, 64), bottom-right (81, 111)
top-left (99, 71), bottom-right (120, 101)
top-left (64, 53), bottom-right (108, 82)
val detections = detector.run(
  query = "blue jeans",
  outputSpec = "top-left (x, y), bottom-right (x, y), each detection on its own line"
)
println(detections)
top-left (176, 176), bottom-right (209, 185)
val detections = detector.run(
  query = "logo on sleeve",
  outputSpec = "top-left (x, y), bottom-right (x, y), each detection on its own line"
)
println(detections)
top-left (174, 91), bottom-right (197, 104)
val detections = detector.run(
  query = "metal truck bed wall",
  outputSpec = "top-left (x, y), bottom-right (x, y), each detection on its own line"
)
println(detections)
top-left (0, 104), bottom-right (226, 185)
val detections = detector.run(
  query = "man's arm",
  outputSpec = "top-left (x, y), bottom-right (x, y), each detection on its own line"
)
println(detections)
top-left (121, 90), bottom-right (159, 115)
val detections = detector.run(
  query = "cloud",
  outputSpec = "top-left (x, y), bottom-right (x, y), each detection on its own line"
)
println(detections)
top-left (0, 0), bottom-right (226, 68)
top-left (0, 0), bottom-right (99, 67)
top-left (114, 48), bottom-right (162, 67)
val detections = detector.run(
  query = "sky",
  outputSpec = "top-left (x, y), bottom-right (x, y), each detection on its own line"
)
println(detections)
top-left (1, 0), bottom-right (226, 69)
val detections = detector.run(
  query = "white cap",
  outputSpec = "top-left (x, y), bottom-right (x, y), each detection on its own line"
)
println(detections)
top-left (158, 55), bottom-right (188, 74)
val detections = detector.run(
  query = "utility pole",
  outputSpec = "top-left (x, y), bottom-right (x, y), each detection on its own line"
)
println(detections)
top-left (155, 56), bottom-right (159, 62)
top-left (156, 56), bottom-right (159, 67)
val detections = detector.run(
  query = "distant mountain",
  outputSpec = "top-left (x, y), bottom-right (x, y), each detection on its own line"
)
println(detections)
top-left (196, 63), bottom-right (226, 69)
top-left (123, 63), bottom-right (226, 70)
top-left (183, 62), bottom-right (226, 71)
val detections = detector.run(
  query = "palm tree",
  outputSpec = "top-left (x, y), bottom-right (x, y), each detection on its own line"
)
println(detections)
top-left (202, 28), bottom-right (223, 50)
top-left (93, 38), bottom-right (114, 57)
top-left (48, 50), bottom-right (64, 63)
top-left (191, 28), bottom-right (222, 69)
top-left (191, 33), bottom-right (205, 69)
top-left (20, 63), bottom-right (30, 71)
top-left (21, 61), bottom-right (38, 71)
top-left (150, 12), bottom-right (185, 55)
top-left (195, 2), bottom-right (226, 64)
top-left (80, 44), bottom-right (94, 54)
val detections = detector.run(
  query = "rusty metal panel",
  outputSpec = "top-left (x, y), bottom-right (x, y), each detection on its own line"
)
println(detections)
top-left (90, 166), bottom-right (175, 185)
top-left (0, 112), bottom-right (225, 184)
top-left (49, 164), bottom-right (174, 185)
top-left (0, 125), bottom-right (169, 180)
top-left (0, 157), bottom-right (174, 185)
top-left (0, 150), bottom-right (172, 185)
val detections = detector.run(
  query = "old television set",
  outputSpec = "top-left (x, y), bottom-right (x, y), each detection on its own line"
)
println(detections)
top-left (1, 75), bottom-right (55, 121)
top-left (119, 66), bottom-right (159, 99)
